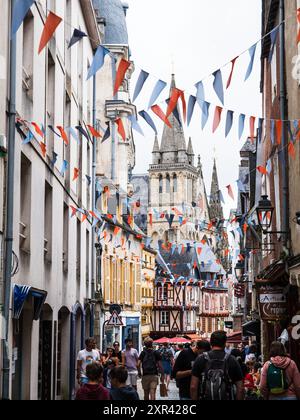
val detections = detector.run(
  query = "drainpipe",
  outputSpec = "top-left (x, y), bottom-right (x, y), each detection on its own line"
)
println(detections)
top-left (91, 74), bottom-right (96, 301)
top-left (2, 0), bottom-right (17, 400)
top-left (279, 0), bottom-right (289, 249)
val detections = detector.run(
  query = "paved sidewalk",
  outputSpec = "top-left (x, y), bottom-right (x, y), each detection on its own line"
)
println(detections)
top-left (137, 379), bottom-right (180, 401)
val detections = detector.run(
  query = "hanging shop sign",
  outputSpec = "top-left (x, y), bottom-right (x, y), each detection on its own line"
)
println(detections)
top-left (258, 286), bottom-right (288, 321)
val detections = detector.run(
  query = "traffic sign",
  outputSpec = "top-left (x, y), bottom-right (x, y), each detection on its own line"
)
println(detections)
top-left (109, 304), bottom-right (122, 315)
top-left (107, 311), bottom-right (124, 327)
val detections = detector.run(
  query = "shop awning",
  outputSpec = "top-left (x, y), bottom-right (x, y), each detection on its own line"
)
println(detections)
top-left (185, 334), bottom-right (204, 341)
top-left (13, 285), bottom-right (47, 320)
top-left (242, 320), bottom-right (260, 338)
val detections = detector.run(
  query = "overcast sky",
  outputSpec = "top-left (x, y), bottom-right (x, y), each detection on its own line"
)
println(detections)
top-left (126, 0), bottom-right (262, 218)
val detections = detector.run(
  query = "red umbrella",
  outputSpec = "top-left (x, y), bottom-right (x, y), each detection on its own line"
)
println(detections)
top-left (168, 337), bottom-right (191, 344)
top-left (153, 337), bottom-right (170, 344)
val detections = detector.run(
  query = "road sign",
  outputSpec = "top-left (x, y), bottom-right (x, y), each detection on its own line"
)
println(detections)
top-left (109, 304), bottom-right (122, 315)
top-left (107, 311), bottom-right (124, 327)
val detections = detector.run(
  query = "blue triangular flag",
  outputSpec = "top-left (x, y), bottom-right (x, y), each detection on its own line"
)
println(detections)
top-left (86, 175), bottom-right (91, 186)
top-left (271, 120), bottom-right (275, 145)
top-left (102, 122), bottom-right (111, 143)
top-left (268, 27), bottom-right (279, 63)
top-left (238, 114), bottom-right (246, 139)
top-left (187, 95), bottom-right (196, 126)
top-left (68, 29), bottom-right (87, 49)
top-left (76, 125), bottom-right (90, 140)
top-left (12, 0), bottom-right (35, 35)
top-left (225, 110), bottom-right (234, 137)
top-left (87, 45), bottom-right (110, 80)
top-left (48, 125), bottom-right (61, 138)
top-left (138, 110), bottom-right (158, 135)
top-left (195, 80), bottom-right (205, 102)
top-left (51, 152), bottom-right (58, 166)
top-left (219, 190), bottom-right (225, 204)
top-left (200, 101), bottom-right (210, 130)
top-left (148, 79), bottom-right (167, 109)
top-left (60, 160), bottom-right (68, 176)
top-left (266, 159), bottom-right (272, 175)
top-left (245, 44), bottom-right (257, 81)
top-left (213, 70), bottom-right (224, 105)
top-left (133, 70), bottom-right (149, 102)
top-left (258, 118), bottom-right (264, 143)
top-left (128, 115), bottom-right (144, 136)
top-left (67, 127), bottom-right (80, 143)
top-left (22, 130), bottom-right (33, 145)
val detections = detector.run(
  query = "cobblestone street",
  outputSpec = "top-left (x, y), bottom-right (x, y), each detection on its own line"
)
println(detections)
top-left (137, 380), bottom-right (180, 401)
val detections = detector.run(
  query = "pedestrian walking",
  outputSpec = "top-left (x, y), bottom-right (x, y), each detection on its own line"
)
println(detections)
top-left (76, 338), bottom-right (101, 386)
top-left (75, 363), bottom-right (110, 400)
top-left (138, 337), bottom-right (165, 401)
top-left (173, 340), bottom-right (211, 400)
top-left (174, 344), bottom-right (184, 361)
top-left (103, 359), bottom-right (116, 390)
top-left (122, 338), bottom-right (139, 390)
top-left (159, 342), bottom-right (174, 391)
top-left (260, 341), bottom-right (300, 401)
top-left (110, 367), bottom-right (140, 401)
top-left (112, 341), bottom-right (122, 365)
top-left (190, 331), bottom-right (244, 400)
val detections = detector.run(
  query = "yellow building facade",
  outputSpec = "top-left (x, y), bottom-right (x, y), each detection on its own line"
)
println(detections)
top-left (141, 247), bottom-right (156, 339)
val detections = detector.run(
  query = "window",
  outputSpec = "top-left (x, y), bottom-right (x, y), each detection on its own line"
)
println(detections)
top-left (173, 175), bottom-right (177, 193)
top-left (160, 311), bottom-right (169, 326)
top-left (166, 175), bottom-right (170, 193)
top-left (22, 12), bottom-right (34, 119)
top-left (44, 181), bottom-right (53, 262)
top-left (19, 154), bottom-right (31, 253)
top-left (158, 286), bottom-right (167, 301)
top-left (205, 294), bottom-right (209, 311)
top-left (159, 175), bottom-right (163, 194)
top-left (62, 203), bottom-right (69, 272)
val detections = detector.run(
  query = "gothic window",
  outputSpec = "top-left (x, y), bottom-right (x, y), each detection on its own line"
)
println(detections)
top-left (173, 175), bottom-right (178, 193)
top-left (159, 175), bottom-right (163, 194)
top-left (166, 175), bottom-right (170, 193)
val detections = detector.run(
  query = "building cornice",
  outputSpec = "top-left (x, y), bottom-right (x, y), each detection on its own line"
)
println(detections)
top-left (80, 0), bottom-right (102, 49)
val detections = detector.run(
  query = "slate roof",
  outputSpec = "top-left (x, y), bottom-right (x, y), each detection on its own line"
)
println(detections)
top-left (95, 0), bottom-right (129, 44)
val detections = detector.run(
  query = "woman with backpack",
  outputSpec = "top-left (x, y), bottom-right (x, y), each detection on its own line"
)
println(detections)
top-left (260, 341), bottom-right (300, 400)
top-left (159, 342), bottom-right (174, 391)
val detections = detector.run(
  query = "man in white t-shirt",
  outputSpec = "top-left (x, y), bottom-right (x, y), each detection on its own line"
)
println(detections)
top-left (77, 338), bottom-right (100, 385)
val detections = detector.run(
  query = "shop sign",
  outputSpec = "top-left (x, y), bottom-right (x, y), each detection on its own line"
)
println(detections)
top-left (258, 286), bottom-right (288, 321)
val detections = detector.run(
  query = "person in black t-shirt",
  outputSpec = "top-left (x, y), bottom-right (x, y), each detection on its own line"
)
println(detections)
top-left (190, 331), bottom-right (244, 401)
top-left (112, 341), bottom-right (122, 365)
top-left (173, 340), bottom-right (211, 400)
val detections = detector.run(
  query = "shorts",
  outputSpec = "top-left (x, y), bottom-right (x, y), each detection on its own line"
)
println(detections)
top-left (142, 375), bottom-right (159, 392)
top-left (126, 371), bottom-right (138, 387)
top-left (162, 361), bottom-right (172, 375)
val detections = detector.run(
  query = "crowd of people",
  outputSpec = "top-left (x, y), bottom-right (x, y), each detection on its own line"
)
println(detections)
top-left (75, 332), bottom-right (300, 401)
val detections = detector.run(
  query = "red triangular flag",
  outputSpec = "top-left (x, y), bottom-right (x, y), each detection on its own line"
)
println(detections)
top-left (288, 142), bottom-right (296, 159)
top-left (73, 167), bottom-right (79, 181)
top-left (193, 261), bottom-right (197, 269)
top-left (70, 206), bottom-right (77, 217)
top-left (114, 58), bottom-right (131, 95)
top-left (226, 185), bottom-right (235, 201)
top-left (57, 126), bottom-right (69, 145)
top-left (250, 116), bottom-right (256, 143)
top-left (243, 223), bottom-right (248, 234)
top-left (276, 120), bottom-right (282, 145)
top-left (149, 213), bottom-right (153, 227)
top-left (82, 213), bottom-right (88, 223)
top-left (212, 106), bottom-right (223, 133)
top-left (226, 56), bottom-right (238, 89)
top-left (197, 247), bottom-right (202, 255)
top-left (257, 166), bottom-right (268, 175)
top-left (31, 122), bottom-right (44, 138)
top-left (179, 90), bottom-right (187, 123)
top-left (224, 248), bottom-right (230, 256)
top-left (297, 8), bottom-right (300, 23)
top-left (151, 105), bottom-right (172, 128)
top-left (116, 118), bottom-right (126, 141)
top-left (166, 88), bottom-right (182, 118)
top-left (113, 227), bottom-right (121, 236)
top-left (40, 142), bottom-right (46, 158)
top-left (87, 125), bottom-right (102, 138)
top-left (38, 12), bottom-right (62, 54)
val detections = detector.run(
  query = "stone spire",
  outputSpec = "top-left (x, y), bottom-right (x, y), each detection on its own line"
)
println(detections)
top-left (152, 135), bottom-right (161, 164)
top-left (209, 159), bottom-right (224, 221)
top-left (187, 137), bottom-right (195, 165)
top-left (160, 75), bottom-right (187, 164)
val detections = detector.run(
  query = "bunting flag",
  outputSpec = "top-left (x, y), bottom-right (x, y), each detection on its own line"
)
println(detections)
top-left (226, 57), bottom-right (238, 89)
top-left (76, 125), bottom-right (90, 141)
top-left (149, 213), bottom-right (153, 227)
top-left (166, 99), bottom-right (182, 126)
top-left (187, 95), bottom-right (196, 126)
top-left (87, 45), bottom-right (110, 80)
top-left (115, 118), bottom-right (126, 141)
top-left (179, 90), bottom-right (187, 123)
top-left (249, 116), bottom-right (256, 143)
top-left (31, 122), bottom-right (44, 138)
top-left (166, 88), bottom-right (182, 118)
top-left (113, 227), bottom-right (121, 236)
top-left (128, 115), bottom-right (144, 136)
top-left (57, 126), bottom-right (69, 145)
top-left (133, 70), bottom-right (149, 102)
top-left (213, 70), bottom-right (224, 105)
top-left (219, 190), bottom-right (225, 204)
top-left (68, 127), bottom-right (80, 144)
top-left (138, 110), bottom-right (158, 134)
top-left (40, 142), bottom-right (46, 158)
top-left (276, 120), bottom-right (282, 145)
top-left (73, 168), bottom-right (79, 181)
top-left (70, 206), bottom-right (78, 217)
top-left (212, 106), bottom-right (223, 133)
top-left (86, 175), bottom-right (91, 186)
top-left (81, 213), bottom-right (88, 223)
top-left (195, 80), bottom-right (205, 102)
top-left (271, 120), bottom-right (275, 145)
top-left (245, 44), bottom-right (257, 81)
top-left (226, 185), bottom-right (235, 201)
top-left (61, 160), bottom-right (68, 176)
top-left (38, 12), bottom-right (62, 54)
top-left (151, 105), bottom-right (172, 128)
top-left (238, 114), bottom-right (246, 140)
top-left (148, 79), bottom-right (167, 109)
top-left (22, 130), bottom-right (33, 145)
top-left (225, 110), bottom-right (234, 137)
top-left (258, 118), bottom-right (264, 143)
top-left (12, 0), bottom-right (35, 35)
top-left (266, 159), bottom-right (272, 174)
top-left (288, 142), bottom-right (296, 159)
top-left (257, 166), bottom-right (268, 175)
top-left (87, 125), bottom-right (102, 138)
top-left (200, 101), bottom-right (210, 130)
top-left (51, 152), bottom-right (58, 166)
top-left (68, 29), bottom-right (87, 49)
top-left (243, 223), bottom-right (248, 234)
top-left (48, 125), bottom-right (61, 138)
top-left (114, 58), bottom-right (131, 95)
top-left (102, 122), bottom-right (111, 142)
top-left (268, 27), bottom-right (279, 63)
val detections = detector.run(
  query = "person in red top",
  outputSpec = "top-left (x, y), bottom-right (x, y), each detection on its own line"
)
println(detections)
top-left (75, 363), bottom-right (110, 401)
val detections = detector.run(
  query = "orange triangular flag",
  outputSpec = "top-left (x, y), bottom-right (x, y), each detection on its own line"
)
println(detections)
top-left (179, 90), bottom-right (187, 123)
top-left (166, 88), bottom-right (182, 118)
top-left (225, 248), bottom-right (230, 256)
top-left (73, 168), bottom-right (79, 181)
top-left (243, 223), bottom-right (248, 234)
top-left (212, 106), bottom-right (223, 133)
top-left (82, 213), bottom-right (88, 223)
top-left (87, 125), bottom-right (102, 138)
top-left (31, 122), bottom-right (44, 138)
top-left (276, 120), bottom-right (282, 145)
top-left (208, 221), bottom-right (213, 231)
top-left (193, 261), bottom-right (197, 269)
top-left (288, 142), bottom-right (296, 159)
top-left (113, 227), bottom-right (121, 236)
top-left (257, 166), bottom-right (268, 175)
top-left (114, 58), bottom-right (131, 95)
top-left (116, 118), bottom-right (126, 141)
top-left (226, 185), bottom-right (235, 201)
top-left (40, 142), bottom-right (46, 157)
top-left (226, 56), bottom-right (238, 89)
top-left (149, 213), bottom-right (153, 227)
top-left (70, 206), bottom-right (77, 217)
top-left (201, 239), bottom-right (206, 245)
top-left (151, 105), bottom-right (172, 128)
top-left (57, 126), bottom-right (69, 145)
top-left (197, 247), bottom-right (202, 255)
top-left (38, 12), bottom-right (62, 54)
top-left (250, 116), bottom-right (256, 143)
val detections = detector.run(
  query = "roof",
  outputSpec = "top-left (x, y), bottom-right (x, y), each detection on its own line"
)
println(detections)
top-left (95, 0), bottom-right (129, 45)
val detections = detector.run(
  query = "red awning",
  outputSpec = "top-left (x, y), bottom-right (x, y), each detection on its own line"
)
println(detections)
top-left (169, 337), bottom-right (191, 344)
top-left (153, 337), bottom-right (170, 344)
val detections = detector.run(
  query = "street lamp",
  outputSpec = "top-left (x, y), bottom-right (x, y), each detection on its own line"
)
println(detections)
top-left (256, 195), bottom-right (274, 231)
top-left (234, 261), bottom-right (245, 280)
